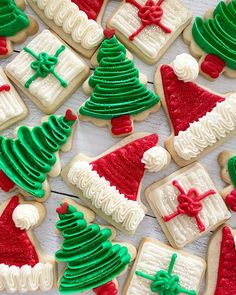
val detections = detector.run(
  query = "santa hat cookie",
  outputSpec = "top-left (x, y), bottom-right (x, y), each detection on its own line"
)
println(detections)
top-left (154, 53), bottom-right (236, 167)
top-left (61, 133), bottom-right (171, 234)
top-left (183, 1), bottom-right (236, 80)
top-left (145, 162), bottom-right (231, 248)
top-left (0, 195), bottom-right (56, 293)
top-left (205, 225), bottom-right (236, 295)
top-left (0, 109), bottom-right (77, 202)
top-left (55, 199), bottom-right (136, 294)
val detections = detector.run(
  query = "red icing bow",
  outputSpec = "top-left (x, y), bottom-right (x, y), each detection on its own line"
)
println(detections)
top-left (0, 84), bottom-right (10, 92)
top-left (126, 0), bottom-right (171, 41)
top-left (163, 180), bottom-right (215, 232)
top-left (225, 189), bottom-right (236, 212)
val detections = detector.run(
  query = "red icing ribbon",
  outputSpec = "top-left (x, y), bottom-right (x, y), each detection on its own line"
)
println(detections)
top-left (126, 0), bottom-right (171, 41)
top-left (93, 281), bottom-right (118, 295)
top-left (111, 114), bottom-right (133, 136)
top-left (0, 170), bottom-right (15, 192)
top-left (201, 54), bottom-right (225, 79)
top-left (225, 189), bottom-right (236, 212)
top-left (163, 180), bottom-right (215, 232)
top-left (0, 37), bottom-right (8, 56)
top-left (0, 84), bottom-right (10, 92)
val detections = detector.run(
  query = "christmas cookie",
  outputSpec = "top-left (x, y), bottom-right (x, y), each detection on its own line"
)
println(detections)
top-left (123, 237), bottom-right (206, 295)
top-left (55, 199), bottom-right (136, 294)
top-left (0, 67), bottom-right (27, 131)
top-left (0, 195), bottom-right (56, 293)
top-left (79, 30), bottom-right (160, 137)
top-left (0, 109), bottom-right (77, 201)
top-left (218, 150), bottom-right (236, 212)
top-left (205, 225), bottom-right (236, 295)
top-left (0, 0), bottom-right (38, 59)
top-left (6, 30), bottom-right (89, 114)
top-left (154, 53), bottom-right (236, 167)
top-left (183, 0), bottom-right (236, 80)
top-left (61, 133), bottom-right (171, 234)
top-left (107, 0), bottom-right (192, 64)
top-left (145, 162), bottom-right (231, 248)
top-left (27, 0), bottom-right (108, 58)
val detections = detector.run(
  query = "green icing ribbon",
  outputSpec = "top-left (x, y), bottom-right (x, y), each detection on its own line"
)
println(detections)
top-left (55, 203), bottom-right (131, 294)
top-left (228, 156), bottom-right (236, 188)
top-left (0, 113), bottom-right (75, 198)
top-left (136, 253), bottom-right (197, 295)
top-left (0, 0), bottom-right (30, 37)
top-left (192, 0), bottom-right (236, 70)
top-left (23, 45), bottom-right (68, 89)
top-left (79, 35), bottom-right (159, 120)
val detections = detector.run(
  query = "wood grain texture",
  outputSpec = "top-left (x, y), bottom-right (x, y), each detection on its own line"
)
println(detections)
top-left (0, 0), bottom-right (235, 294)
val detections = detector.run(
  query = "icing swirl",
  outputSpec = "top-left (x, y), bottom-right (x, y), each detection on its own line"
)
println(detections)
top-left (12, 204), bottom-right (40, 230)
top-left (173, 53), bottom-right (199, 82)
top-left (142, 146), bottom-right (170, 172)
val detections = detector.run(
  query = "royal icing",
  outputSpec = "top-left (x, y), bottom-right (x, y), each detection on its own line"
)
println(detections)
top-left (12, 204), bottom-right (40, 230)
top-left (142, 146), bottom-right (170, 172)
top-left (0, 37), bottom-right (8, 56)
top-left (173, 53), bottom-right (199, 82)
top-left (71, 0), bottom-right (105, 20)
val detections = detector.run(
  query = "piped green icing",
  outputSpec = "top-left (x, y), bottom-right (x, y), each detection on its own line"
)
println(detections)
top-left (228, 155), bottom-right (236, 188)
top-left (0, 0), bottom-right (30, 37)
top-left (0, 113), bottom-right (76, 198)
top-left (192, 0), bottom-right (236, 70)
top-left (79, 35), bottom-right (159, 119)
top-left (55, 203), bottom-right (131, 294)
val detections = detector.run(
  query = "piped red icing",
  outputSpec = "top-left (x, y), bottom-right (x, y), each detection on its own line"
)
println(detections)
top-left (65, 109), bottom-right (77, 122)
top-left (93, 281), bottom-right (118, 295)
top-left (0, 196), bottom-right (39, 267)
top-left (111, 115), bottom-right (133, 136)
top-left (160, 65), bottom-right (225, 135)
top-left (214, 226), bottom-right (236, 295)
top-left (0, 37), bottom-right (8, 56)
top-left (91, 134), bottom-right (158, 201)
top-left (0, 84), bottom-right (10, 92)
top-left (201, 54), bottom-right (225, 79)
top-left (72, 0), bottom-right (104, 20)
top-left (104, 28), bottom-right (116, 39)
top-left (0, 170), bottom-right (15, 192)
top-left (225, 190), bottom-right (236, 212)
top-left (56, 202), bottom-right (69, 214)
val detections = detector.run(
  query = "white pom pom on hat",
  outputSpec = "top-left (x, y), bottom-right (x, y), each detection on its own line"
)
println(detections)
top-left (142, 146), bottom-right (171, 172)
top-left (173, 53), bottom-right (199, 82)
top-left (12, 204), bottom-right (40, 230)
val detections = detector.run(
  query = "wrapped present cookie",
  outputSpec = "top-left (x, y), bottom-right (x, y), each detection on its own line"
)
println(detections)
top-left (123, 237), bottom-right (206, 295)
top-left (107, 0), bottom-right (192, 64)
top-left (61, 133), bottom-right (171, 235)
top-left (55, 199), bottom-right (136, 294)
top-left (154, 53), bottom-right (236, 167)
top-left (145, 162), bottom-right (231, 248)
top-left (6, 30), bottom-right (89, 114)
top-left (183, 0), bottom-right (236, 80)
top-left (0, 0), bottom-right (38, 58)
top-left (0, 109), bottom-right (77, 202)
top-left (0, 195), bottom-right (56, 293)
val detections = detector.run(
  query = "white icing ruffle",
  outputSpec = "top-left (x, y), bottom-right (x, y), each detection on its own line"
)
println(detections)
top-left (173, 53), bottom-right (199, 82)
top-left (142, 146), bottom-right (170, 172)
top-left (12, 204), bottom-right (40, 230)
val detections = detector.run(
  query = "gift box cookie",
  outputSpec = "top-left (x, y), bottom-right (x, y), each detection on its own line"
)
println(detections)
top-left (6, 30), bottom-right (89, 114)
top-left (145, 163), bottom-right (231, 248)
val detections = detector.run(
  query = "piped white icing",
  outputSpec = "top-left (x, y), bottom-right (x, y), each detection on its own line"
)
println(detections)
top-left (68, 161), bottom-right (145, 232)
top-left (0, 263), bottom-right (54, 293)
top-left (12, 204), bottom-right (40, 230)
top-left (31, 0), bottom-right (103, 50)
top-left (173, 94), bottom-right (236, 160)
top-left (142, 146), bottom-right (170, 172)
top-left (173, 53), bottom-right (199, 82)
top-left (6, 30), bottom-right (86, 107)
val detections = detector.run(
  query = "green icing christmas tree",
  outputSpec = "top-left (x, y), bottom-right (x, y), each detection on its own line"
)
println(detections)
top-left (0, 0), bottom-right (30, 37)
top-left (55, 202), bottom-right (131, 294)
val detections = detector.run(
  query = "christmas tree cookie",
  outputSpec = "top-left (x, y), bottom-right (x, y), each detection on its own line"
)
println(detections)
top-left (6, 30), bottom-right (89, 114)
top-left (183, 0), bottom-right (236, 80)
top-left (154, 53), bottom-right (236, 167)
top-left (145, 162), bottom-right (231, 248)
top-left (0, 67), bottom-right (27, 131)
top-left (107, 0), bottom-right (192, 64)
top-left (61, 133), bottom-right (170, 234)
top-left (55, 199), bottom-right (136, 294)
top-left (123, 237), bottom-right (206, 294)
top-left (0, 195), bottom-right (56, 293)
top-left (80, 30), bottom-right (160, 136)
top-left (0, 0), bottom-right (38, 58)
top-left (0, 109), bottom-right (77, 201)
top-left (205, 225), bottom-right (236, 295)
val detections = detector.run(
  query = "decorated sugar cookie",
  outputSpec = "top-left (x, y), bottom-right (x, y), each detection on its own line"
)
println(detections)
top-left (80, 30), bottom-right (160, 136)
top-left (183, 1), bottom-right (236, 80)
top-left (0, 0), bottom-right (38, 59)
top-left (0, 109), bottom-right (77, 201)
top-left (123, 237), bottom-right (206, 294)
top-left (0, 195), bottom-right (56, 293)
top-left (6, 30), bottom-right (89, 114)
top-left (107, 0), bottom-right (192, 64)
top-left (61, 133), bottom-right (171, 234)
top-left (154, 53), bottom-right (236, 167)
top-left (27, 0), bottom-right (108, 58)
top-left (0, 67), bottom-right (27, 131)
top-left (145, 162), bottom-right (231, 248)
top-left (55, 199), bottom-right (136, 294)
top-left (205, 225), bottom-right (236, 295)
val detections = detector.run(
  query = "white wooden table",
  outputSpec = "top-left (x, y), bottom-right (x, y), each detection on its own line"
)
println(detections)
top-left (1, 1), bottom-right (235, 294)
